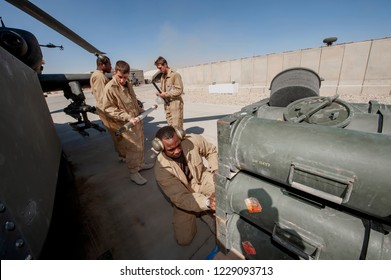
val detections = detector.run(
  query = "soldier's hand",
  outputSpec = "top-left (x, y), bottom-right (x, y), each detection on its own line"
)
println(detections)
top-left (130, 117), bottom-right (140, 126)
top-left (160, 92), bottom-right (168, 98)
top-left (209, 192), bottom-right (216, 211)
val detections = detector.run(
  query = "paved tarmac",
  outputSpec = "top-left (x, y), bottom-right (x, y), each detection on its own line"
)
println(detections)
top-left (45, 84), bottom-right (242, 260)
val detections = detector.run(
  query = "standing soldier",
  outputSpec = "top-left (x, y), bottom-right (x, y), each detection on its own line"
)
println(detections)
top-left (102, 60), bottom-right (153, 185)
top-left (154, 56), bottom-right (184, 130)
top-left (90, 55), bottom-right (125, 161)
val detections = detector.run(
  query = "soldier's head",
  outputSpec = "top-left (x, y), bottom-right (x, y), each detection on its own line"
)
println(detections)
top-left (153, 126), bottom-right (185, 158)
top-left (154, 56), bottom-right (169, 74)
top-left (114, 60), bottom-right (130, 86)
top-left (96, 54), bottom-right (111, 73)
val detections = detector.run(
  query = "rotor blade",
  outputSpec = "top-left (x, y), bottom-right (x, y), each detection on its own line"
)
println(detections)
top-left (5, 0), bottom-right (104, 55)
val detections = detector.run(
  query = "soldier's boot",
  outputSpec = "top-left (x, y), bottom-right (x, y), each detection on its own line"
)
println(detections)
top-left (140, 162), bottom-right (154, 170)
top-left (130, 172), bottom-right (147, 185)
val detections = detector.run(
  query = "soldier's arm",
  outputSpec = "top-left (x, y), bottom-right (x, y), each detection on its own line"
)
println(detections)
top-left (166, 72), bottom-right (183, 98)
top-left (155, 162), bottom-right (210, 212)
top-left (191, 135), bottom-right (218, 172)
top-left (102, 89), bottom-right (132, 122)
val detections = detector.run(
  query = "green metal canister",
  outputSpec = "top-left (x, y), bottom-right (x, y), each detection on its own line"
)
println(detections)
top-left (224, 116), bottom-right (391, 220)
top-left (223, 172), bottom-right (391, 259)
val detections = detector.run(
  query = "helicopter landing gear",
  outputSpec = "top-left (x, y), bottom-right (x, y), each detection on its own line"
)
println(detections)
top-left (63, 81), bottom-right (106, 137)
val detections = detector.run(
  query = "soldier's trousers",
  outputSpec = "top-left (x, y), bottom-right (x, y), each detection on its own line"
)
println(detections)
top-left (172, 170), bottom-right (215, 245)
top-left (120, 123), bottom-right (144, 173)
top-left (164, 99), bottom-right (183, 130)
top-left (97, 109), bottom-right (126, 158)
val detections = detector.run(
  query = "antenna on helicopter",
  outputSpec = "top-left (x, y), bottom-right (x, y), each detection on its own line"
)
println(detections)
top-left (0, 17), bottom-right (5, 27)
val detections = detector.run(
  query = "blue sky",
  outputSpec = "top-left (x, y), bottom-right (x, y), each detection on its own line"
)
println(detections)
top-left (2, 0), bottom-right (390, 73)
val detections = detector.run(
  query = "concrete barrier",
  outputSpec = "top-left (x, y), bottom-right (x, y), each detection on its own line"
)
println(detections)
top-left (177, 37), bottom-right (391, 106)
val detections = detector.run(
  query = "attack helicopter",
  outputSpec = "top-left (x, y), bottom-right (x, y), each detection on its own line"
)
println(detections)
top-left (0, 0), bottom-right (108, 259)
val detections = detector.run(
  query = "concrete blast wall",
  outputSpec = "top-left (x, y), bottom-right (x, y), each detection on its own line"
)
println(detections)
top-left (177, 37), bottom-right (391, 106)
